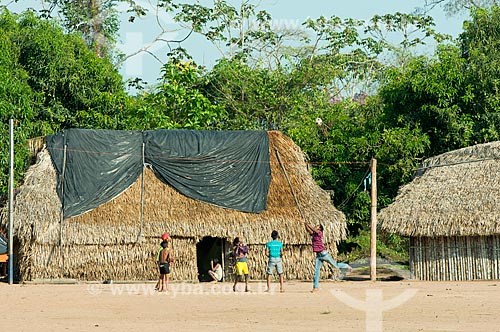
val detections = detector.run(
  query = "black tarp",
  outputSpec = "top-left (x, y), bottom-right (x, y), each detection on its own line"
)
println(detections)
top-left (46, 129), bottom-right (271, 219)
top-left (0, 232), bottom-right (7, 254)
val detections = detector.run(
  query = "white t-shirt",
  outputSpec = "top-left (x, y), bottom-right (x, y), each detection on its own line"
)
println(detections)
top-left (214, 264), bottom-right (223, 281)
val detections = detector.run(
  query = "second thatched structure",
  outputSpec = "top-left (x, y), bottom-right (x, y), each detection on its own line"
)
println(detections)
top-left (8, 130), bottom-right (347, 282)
top-left (378, 142), bottom-right (500, 281)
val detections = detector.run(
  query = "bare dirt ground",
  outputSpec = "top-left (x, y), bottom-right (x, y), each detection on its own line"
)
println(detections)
top-left (2, 269), bottom-right (500, 332)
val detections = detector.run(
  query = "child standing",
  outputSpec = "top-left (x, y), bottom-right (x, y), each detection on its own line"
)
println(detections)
top-left (155, 232), bottom-right (170, 291)
top-left (158, 240), bottom-right (171, 292)
top-left (265, 230), bottom-right (284, 292)
top-left (232, 237), bottom-right (249, 292)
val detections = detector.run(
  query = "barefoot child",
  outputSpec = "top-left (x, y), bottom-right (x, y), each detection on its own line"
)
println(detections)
top-left (158, 240), bottom-right (171, 292)
top-left (155, 232), bottom-right (170, 291)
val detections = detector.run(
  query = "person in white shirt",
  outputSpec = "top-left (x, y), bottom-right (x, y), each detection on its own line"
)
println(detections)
top-left (209, 258), bottom-right (223, 283)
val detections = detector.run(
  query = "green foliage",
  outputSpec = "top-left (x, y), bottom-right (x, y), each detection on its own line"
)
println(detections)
top-left (203, 58), bottom-right (295, 130)
top-left (125, 59), bottom-right (227, 130)
top-left (378, 46), bottom-right (473, 157)
top-left (427, 0), bottom-right (497, 16)
top-left (0, 9), bottom-right (129, 201)
top-left (16, 13), bottom-right (124, 114)
top-left (340, 228), bottom-right (409, 263)
top-left (38, 0), bottom-right (122, 59)
top-left (287, 96), bottom-right (429, 242)
top-left (460, 6), bottom-right (500, 141)
top-left (0, 11), bottom-right (43, 200)
top-left (379, 6), bottom-right (500, 157)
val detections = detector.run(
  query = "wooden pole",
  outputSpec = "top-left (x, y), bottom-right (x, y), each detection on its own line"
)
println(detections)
top-left (138, 142), bottom-right (145, 241)
top-left (8, 119), bottom-right (14, 285)
top-left (60, 144), bottom-right (67, 275)
top-left (370, 158), bottom-right (377, 281)
top-left (60, 144), bottom-right (67, 247)
top-left (220, 238), bottom-right (225, 281)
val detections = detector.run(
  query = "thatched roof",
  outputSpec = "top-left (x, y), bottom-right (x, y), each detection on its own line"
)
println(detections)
top-left (12, 131), bottom-right (347, 246)
top-left (378, 141), bottom-right (500, 237)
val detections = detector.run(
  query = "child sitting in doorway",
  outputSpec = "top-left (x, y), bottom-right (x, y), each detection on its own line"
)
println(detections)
top-left (208, 258), bottom-right (223, 283)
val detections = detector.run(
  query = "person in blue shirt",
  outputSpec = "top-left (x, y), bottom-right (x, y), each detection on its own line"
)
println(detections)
top-left (265, 230), bottom-right (284, 293)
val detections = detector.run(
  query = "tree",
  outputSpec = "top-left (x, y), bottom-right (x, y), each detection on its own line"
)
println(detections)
top-left (378, 45), bottom-right (473, 156)
top-left (0, 11), bottom-right (42, 202)
top-left (14, 10), bottom-right (126, 126)
top-left (378, 6), bottom-right (500, 157)
top-left (0, 9), bottom-right (132, 201)
top-left (124, 58), bottom-right (227, 130)
top-left (459, 6), bottom-right (500, 141)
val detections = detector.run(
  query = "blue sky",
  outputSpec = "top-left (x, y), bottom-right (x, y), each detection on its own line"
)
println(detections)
top-left (3, 0), bottom-right (468, 88)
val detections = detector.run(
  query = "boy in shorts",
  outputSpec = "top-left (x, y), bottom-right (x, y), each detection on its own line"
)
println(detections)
top-left (158, 240), bottom-right (171, 292)
top-left (232, 237), bottom-right (249, 292)
top-left (265, 230), bottom-right (284, 292)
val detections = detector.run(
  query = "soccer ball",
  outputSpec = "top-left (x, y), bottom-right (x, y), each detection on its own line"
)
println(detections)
top-left (315, 117), bottom-right (323, 126)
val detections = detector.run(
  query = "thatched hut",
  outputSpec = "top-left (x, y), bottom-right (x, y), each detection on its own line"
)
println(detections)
top-left (378, 141), bottom-right (500, 281)
top-left (6, 130), bottom-right (347, 282)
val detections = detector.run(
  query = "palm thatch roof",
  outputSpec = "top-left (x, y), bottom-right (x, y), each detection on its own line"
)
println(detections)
top-left (378, 141), bottom-right (500, 237)
top-left (11, 131), bottom-right (347, 247)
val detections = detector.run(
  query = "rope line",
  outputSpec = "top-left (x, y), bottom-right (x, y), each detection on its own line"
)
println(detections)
top-left (338, 165), bottom-right (372, 209)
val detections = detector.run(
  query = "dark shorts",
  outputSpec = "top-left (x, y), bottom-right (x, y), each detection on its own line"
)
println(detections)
top-left (159, 262), bottom-right (170, 275)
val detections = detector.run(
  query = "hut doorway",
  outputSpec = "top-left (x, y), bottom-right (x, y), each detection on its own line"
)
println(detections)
top-left (196, 236), bottom-right (225, 282)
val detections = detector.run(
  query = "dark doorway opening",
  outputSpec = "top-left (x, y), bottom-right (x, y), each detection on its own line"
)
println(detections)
top-left (196, 236), bottom-right (224, 282)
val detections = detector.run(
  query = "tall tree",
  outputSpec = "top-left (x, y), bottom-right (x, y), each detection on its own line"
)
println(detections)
top-left (0, 9), bottom-right (132, 201)
top-left (124, 58), bottom-right (227, 130)
top-left (378, 5), bottom-right (500, 157)
top-left (459, 6), bottom-right (500, 141)
top-left (378, 45), bottom-right (472, 156)
top-left (32, 0), bottom-right (123, 58)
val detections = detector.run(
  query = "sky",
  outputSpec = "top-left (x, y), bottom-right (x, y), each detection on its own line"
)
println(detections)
top-left (3, 0), bottom-right (468, 89)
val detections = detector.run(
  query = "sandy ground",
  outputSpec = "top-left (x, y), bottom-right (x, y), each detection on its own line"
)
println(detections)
top-left (2, 270), bottom-right (500, 332)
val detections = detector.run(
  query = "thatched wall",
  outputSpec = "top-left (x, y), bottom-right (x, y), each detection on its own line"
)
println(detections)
top-left (12, 131), bottom-right (346, 281)
top-left (16, 238), bottom-right (340, 282)
top-left (22, 238), bottom-right (198, 281)
top-left (410, 236), bottom-right (500, 281)
top-left (18, 240), bottom-right (336, 282)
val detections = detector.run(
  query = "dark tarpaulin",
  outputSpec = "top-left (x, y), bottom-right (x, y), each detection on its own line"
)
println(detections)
top-left (46, 129), bottom-right (271, 219)
top-left (144, 129), bottom-right (270, 213)
top-left (46, 129), bottom-right (144, 219)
